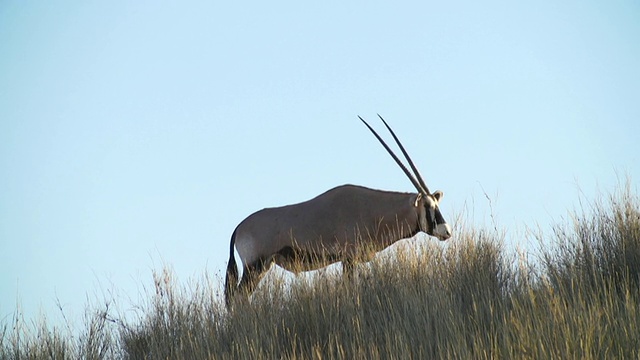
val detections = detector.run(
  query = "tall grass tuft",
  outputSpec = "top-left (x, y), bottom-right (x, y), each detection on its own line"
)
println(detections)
top-left (2, 183), bottom-right (639, 359)
top-left (542, 184), bottom-right (640, 297)
top-left (0, 302), bottom-right (117, 360)
top-left (524, 183), bottom-right (640, 358)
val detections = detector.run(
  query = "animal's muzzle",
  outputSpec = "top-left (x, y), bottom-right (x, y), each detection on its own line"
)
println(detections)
top-left (435, 223), bottom-right (452, 241)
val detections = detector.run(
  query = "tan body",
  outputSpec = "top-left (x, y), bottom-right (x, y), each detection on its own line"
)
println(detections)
top-left (235, 184), bottom-right (421, 272)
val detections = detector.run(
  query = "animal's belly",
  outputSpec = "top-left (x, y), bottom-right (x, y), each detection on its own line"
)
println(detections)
top-left (272, 246), bottom-right (343, 273)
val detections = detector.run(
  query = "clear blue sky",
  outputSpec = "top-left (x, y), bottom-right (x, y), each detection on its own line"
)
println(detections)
top-left (1, 1), bottom-right (638, 326)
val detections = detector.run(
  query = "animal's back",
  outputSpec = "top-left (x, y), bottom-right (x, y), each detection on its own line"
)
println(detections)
top-left (234, 185), bottom-right (416, 261)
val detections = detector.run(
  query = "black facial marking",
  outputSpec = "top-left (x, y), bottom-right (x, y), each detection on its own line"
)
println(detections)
top-left (424, 206), bottom-right (436, 233)
top-left (434, 208), bottom-right (446, 225)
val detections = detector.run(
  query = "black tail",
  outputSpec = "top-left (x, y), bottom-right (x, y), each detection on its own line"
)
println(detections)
top-left (224, 229), bottom-right (238, 308)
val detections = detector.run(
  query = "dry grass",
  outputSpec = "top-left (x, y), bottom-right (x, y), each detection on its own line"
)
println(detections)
top-left (2, 184), bottom-right (640, 359)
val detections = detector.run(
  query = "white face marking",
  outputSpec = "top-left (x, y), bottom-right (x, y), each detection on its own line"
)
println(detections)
top-left (424, 191), bottom-right (451, 240)
top-left (434, 223), bottom-right (452, 241)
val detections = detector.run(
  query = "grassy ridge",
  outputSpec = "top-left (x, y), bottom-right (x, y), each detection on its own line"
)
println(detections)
top-left (2, 185), bottom-right (640, 359)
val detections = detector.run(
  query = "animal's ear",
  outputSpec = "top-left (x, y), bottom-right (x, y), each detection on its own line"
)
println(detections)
top-left (433, 190), bottom-right (444, 201)
top-left (414, 193), bottom-right (424, 207)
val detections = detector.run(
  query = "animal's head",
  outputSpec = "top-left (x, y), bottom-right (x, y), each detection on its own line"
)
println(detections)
top-left (416, 190), bottom-right (452, 241)
top-left (359, 114), bottom-right (452, 241)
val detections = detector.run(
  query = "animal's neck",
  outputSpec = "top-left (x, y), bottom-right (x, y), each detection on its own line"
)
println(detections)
top-left (377, 196), bottom-right (422, 246)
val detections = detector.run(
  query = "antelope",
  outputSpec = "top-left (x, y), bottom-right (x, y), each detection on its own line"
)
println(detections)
top-left (224, 115), bottom-right (452, 307)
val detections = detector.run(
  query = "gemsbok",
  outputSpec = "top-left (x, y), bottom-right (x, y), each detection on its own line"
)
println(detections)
top-left (225, 115), bottom-right (452, 307)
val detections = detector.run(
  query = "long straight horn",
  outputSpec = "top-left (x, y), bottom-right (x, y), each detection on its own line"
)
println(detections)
top-left (358, 116), bottom-right (427, 195)
top-left (376, 114), bottom-right (431, 195)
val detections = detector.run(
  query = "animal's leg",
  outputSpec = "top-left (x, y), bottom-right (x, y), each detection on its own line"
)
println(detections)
top-left (343, 250), bottom-right (375, 281)
top-left (342, 258), bottom-right (355, 279)
top-left (237, 260), bottom-right (267, 299)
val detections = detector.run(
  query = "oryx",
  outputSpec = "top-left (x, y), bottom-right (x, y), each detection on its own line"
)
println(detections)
top-left (224, 115), bottom-right (452, 307)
